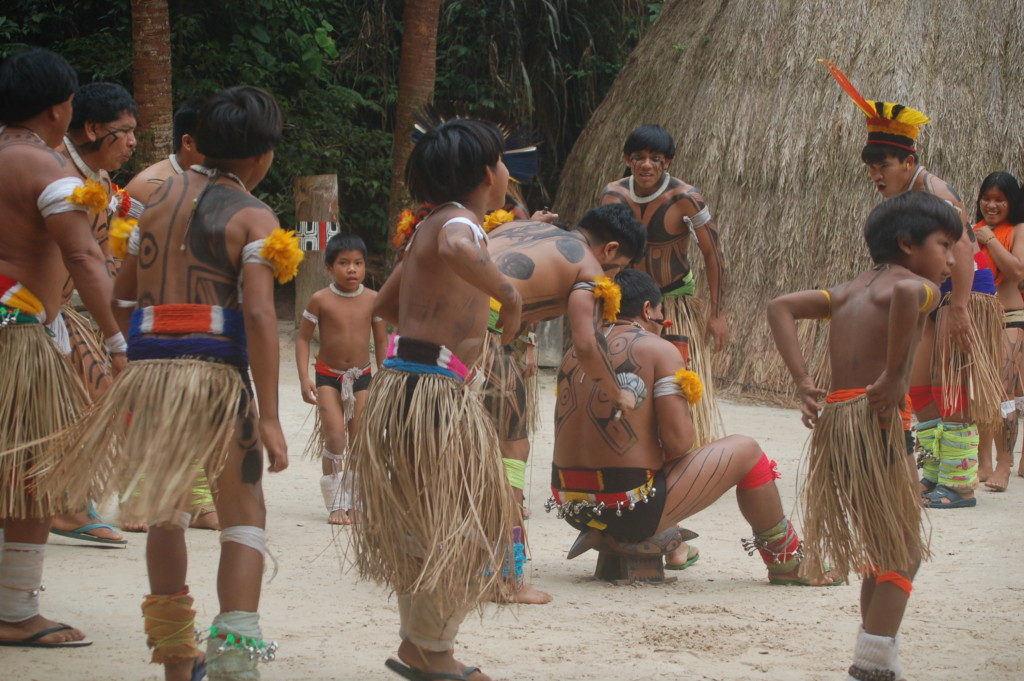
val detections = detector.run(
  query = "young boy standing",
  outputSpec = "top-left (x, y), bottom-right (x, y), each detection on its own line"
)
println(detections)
top-left (296, 233), bottom-right (386, 525)
top-left (769, 191), bottom-right (960, 680)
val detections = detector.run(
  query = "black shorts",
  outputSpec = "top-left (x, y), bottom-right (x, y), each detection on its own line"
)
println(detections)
top-left (553, 466), bottom-right (667, 544)
top-left (315, 369), bottom-right (372, 392)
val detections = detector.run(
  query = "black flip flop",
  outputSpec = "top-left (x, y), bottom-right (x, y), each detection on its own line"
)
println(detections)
top-left (385, 657), bottom-right (468, 680)
top-left (0, 623), bottom-right (92, 648)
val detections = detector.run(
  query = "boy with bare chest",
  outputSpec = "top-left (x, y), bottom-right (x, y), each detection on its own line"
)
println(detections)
top-left (297, 233), bottom-right (386, 524)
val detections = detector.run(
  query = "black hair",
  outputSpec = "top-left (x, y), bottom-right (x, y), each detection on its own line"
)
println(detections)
top-left (325, 233), bottom-right (367, 265)
top-left (974, 171), bottom-right (1024, 225)
top-left (615, 269), bottom-right (662, 319)
top-left (0, 48), bottom-right (78, 122)
top-left (863, 190), bottom-right (963, 264)
top-left (195, 86), bottom-right (282, 160)
top-left (405, 118), bottom-right (503, 205)
top-left (172, 99), bottom-right (203, 153)
top-left (861, 143), bottom-right (918, 166)
top-left (623, 124), bottom-right (675, 159)
top-left (577, 203), bottom-right (646, 263)
top-left (69, 82), bottom-right (137, 131)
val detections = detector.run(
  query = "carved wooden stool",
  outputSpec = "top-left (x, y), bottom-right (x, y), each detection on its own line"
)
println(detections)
top-left (567, 526), bottom-right (698, 585)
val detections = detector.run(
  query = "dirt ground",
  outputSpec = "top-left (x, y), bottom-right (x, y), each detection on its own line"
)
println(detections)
top-left (3, 338), bottom-right (1022, 680)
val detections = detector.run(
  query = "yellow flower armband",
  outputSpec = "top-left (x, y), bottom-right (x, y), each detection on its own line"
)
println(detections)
top-left (259, 228), bottom-right (304, 283)
top-left (108, 217), bottom-right (137, 259)
top-left (592, 276), bottom-right (622, 322)
top-left (66, 179), bottom-right (109, 215)
top-left (674, 368), bottom-right (703, 404)
top-left (483, 208), bottom-right (515, 233)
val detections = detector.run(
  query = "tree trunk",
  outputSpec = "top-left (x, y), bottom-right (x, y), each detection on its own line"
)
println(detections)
top-left (293, 175), bottom-right (340, 328)
top-left (386, 0), bottom-right (442, 256)
top-left (130, 0), bottom-right (173, 169)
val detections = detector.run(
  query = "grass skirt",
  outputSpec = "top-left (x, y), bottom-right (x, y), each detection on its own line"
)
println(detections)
top-left (348, 367), bottom-right (516, 607)
top-left (662, 294), bottom-right (722, 447)
top-left (33, 359), bottom-right (246, 522)
top-left (0, 324), bottom-right (89, 518)
top-left (936, 292), bottom-right (1004, 424)
top-left (800, 395), bottom-right (929, 577)
top-left (480, 332), bottom-right (536, 442)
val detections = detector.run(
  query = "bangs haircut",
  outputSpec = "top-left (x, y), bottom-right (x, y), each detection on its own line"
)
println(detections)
top-left (325, 233), bottom-right (367, 264)
top-left (623, 124), bottom-right (675, 159)
top-left (578, 203), bottom-right (647, 263)
top-left (69, 82), bottom-right (137, 131)
top-left (405, 118), bottom-right (503, 205)
top-left (861, 143), bottom-right (917, 166)
top-left (0, 48), bottom-right (78, 122)
top-left (172, 99), bottom-right (203, 153)
top-left (975, 171), bottom-right (1024, 224)
top-left (615, 269), bottom-right (662, 318)
top-left (195, 86), bottom-right (282, 160)
top-left (864, 190), bottom-right (963, 264)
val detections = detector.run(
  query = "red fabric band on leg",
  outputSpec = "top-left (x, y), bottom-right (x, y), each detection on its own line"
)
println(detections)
top-left (908, 385), bottom-right (934, 412)
top-left (737, 453), bottom-right (781, 491)
top-left (875, 571), bottom-right (913, 595)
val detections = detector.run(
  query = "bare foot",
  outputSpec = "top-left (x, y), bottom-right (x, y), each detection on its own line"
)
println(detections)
top-left (396, 638), bottom-right (493, 681)
top-left (985, 467), bottom-right (1010, 492)
top-left (502, 581), bottom-right (552, 604)
top-left (0, 614), bottom-right (89, 646)
top-left (189, 510), bottom-right (221, 530)
top-left (51, 511), bottom-right (124, 542)
top-left (327, 509), bottom-right (351, 525)
top-left (769, 562), bottom-right (845, 586)
top-left (121, 521), bottom-right (149, 532)
top-left (978, 465), bottom-right (992, 483)
top-left (1018, 461), bottom-right (1024, 478)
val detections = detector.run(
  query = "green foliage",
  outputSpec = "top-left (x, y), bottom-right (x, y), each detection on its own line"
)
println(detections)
top-left (0, 0), bottom-right (659, 250)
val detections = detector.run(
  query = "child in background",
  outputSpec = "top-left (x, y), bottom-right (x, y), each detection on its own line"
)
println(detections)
top-left (296, 233), bottom-right (386, 525)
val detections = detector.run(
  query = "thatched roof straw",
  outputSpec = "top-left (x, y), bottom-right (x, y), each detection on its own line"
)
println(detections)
top-left (553, 0), bottom-right (1024, 402)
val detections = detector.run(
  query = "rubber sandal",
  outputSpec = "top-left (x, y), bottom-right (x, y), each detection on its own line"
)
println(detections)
top-left (665, 545), bottom-right (700, 570)
top-left (191, 657), bottom-right (207, 681)
top-left (50, 523), bottom-right (127, 546)
top-left (923, 484), bottom-right (977, 509)
top-left (0, 623), bottom-right (92, 648)
top-left (919, 478), bottom-right (937, 495)
top-left (385, 658), bottom-right (467, 680)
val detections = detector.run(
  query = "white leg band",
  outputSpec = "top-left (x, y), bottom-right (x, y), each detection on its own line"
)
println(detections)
top-left (0, 542), bottom-right (46, 623)
top-left (206, 611), bottom-right (275, 680)
top-left (1001, 399), bottom-right (1017, 418)
top-left (220, 526), bottom-right (267, 556)
top-left (847, 628), bottom-right (899, 681)
top-left (321, 474), bottom-right (343, 512)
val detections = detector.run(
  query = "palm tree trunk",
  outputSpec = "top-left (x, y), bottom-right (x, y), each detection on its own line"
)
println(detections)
top-left (130, 0), bottom-right (173, 168)
top-left (386, 0), bottom-right (441, 253)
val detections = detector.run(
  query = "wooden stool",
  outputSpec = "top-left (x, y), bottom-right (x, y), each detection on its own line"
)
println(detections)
top-left (567, 526), bottom-right (698, 585)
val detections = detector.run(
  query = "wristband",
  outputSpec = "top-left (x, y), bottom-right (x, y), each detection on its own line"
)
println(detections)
top-left (103, 331), bottom-right (128, 354)
top-left (114, 299), bottom-right (137, 309)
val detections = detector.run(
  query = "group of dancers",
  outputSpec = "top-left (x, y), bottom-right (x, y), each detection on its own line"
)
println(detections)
top-left (0, 45), bottom-right (1020, 681)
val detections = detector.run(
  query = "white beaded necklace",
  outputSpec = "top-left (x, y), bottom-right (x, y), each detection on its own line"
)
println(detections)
top-left (63, 135), bottom-right (101, 182)
top-left (190, 164), bottom-right (245, 188)
top-left (627, 173), bottom-right (671, 204)
top-left (330, 283), bottom-right (364, 298)
top-left (169, 153), bottom-right (184, 174)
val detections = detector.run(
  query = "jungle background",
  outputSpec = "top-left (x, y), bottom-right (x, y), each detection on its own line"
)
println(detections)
top-left (0, 0), bottom-right (663, 250)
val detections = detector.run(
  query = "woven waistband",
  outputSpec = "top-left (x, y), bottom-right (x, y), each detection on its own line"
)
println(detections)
top-left (130, 304), bottom-right (245, 343)
top-left (127, 336), bottom-right (248, 368)
top-left (0, 303), bottom-right (42, 326)
top-left (314, 360), bottom-right (371, 378)
top-left (550, 466), bottom-right (656, 507)
top-left (0, 274), bottom-right (44, 320)
top-left (382, 334), bottom-right (469, 381)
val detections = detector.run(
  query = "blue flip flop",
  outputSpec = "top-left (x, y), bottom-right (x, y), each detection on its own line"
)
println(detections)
top-left (50, 523), bottom-right (127, 546)
top-left (923, 485), bottom-right (977, 509)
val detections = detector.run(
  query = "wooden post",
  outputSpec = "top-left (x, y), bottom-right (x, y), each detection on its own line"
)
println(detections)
top-left (293, 175), bottom-right (339, 327)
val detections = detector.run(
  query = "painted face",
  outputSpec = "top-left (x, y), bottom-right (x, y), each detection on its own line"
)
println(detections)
top-left (94, 111), bottom-right (137, 171)
top-left (907, 231), bottom-right (955, 285)
top-left (328, 249), bottom-right (366, 291)
top-left (978, 186), bottom-right (1010, 226)
top-left (864, 154), bottom-right (915, 198)
top-left (624, 150), bottom-right (669, 193)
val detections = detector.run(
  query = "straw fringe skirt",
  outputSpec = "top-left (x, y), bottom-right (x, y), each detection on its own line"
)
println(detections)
top-left (348, 367), bottom-right (516, 607)
top-left (32, 359), bottom-right (246, 522)
top-left (936, 292), bottom-right (1004, 424)
top-left (800, 395), bottom-right (929, 578)
top-left (0, 324), bottom-right (89, 518)
top-left (479, 332), bottom-right (536, 441)
top-left (663, 295), bottom-right (722, 447)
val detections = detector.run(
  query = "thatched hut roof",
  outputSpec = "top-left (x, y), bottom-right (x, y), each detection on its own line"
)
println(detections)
top-left (554, 0), bottom-right (1024, 401)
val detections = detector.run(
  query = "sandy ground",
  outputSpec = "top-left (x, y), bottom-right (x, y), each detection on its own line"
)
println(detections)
top-left (3, 336), bottom-right (1023, 681)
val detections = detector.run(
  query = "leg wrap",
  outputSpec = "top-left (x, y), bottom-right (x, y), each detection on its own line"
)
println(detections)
top-left (875, 571), bottom-right (913, 596)
top-left (142, 587), bottom-right (199, 663)
top-left (736, 453), bottom-right (780, 490)
top-left (502, 457), bottom-right (527, 491)
top-left (742, 517), bottom-right (801, 574)
top-left (220, 526), bottom-right (267, 556)
top-left (936, 421), bottom-right (979, 493)
top-left (320, 474), bottom-right (343, 512)
top-left (914, 418), bottom-right (941, 484)
top-left (847, 628), bottom-right (901, 681)
top-left (0, 542), bottom-right (45, 622)
top-left (206, 611), bottom-right (276, 681)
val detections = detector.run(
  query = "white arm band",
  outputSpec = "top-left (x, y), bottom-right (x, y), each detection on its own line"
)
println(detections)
top-left (103, 332), bottom-right (128, 354)
top-left (682, 205), bottom-right (713, 235)
top-left (37, 177), bottom-right (87, 218)
top-left (127, 225), bottom-right (141, 256)
top-left (652, 375), bottom-right (682, 398)
top-left (372, 316), bottom-right (384, 323)
top-left (114, 299), bottom-right (137, 309)
top-left (302, 309), bottom-right (319, 325)
top-left (241, 239), bottom-right (272, 268)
